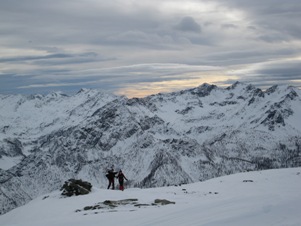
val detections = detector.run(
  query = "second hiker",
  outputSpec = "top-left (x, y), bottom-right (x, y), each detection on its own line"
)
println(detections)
top-left (117, 169), bottom-right (128, 191)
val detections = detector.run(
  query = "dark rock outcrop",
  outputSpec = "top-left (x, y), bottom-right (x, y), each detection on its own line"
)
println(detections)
top-left (61, 179), bottom-right (92, 197)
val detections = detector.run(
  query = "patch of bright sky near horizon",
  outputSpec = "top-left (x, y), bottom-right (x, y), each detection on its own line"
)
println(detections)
top-left (0, 0), bottom-right (300, 97)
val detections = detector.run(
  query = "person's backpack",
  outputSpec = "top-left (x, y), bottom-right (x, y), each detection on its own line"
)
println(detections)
top-left (105, 173), bottom-right (109, 179)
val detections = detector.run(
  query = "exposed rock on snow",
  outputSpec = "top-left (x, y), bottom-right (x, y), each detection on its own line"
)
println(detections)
top-left (77, 198), bottom-right (175, 214)
top-left (61, 179), bottom-right (92, 197)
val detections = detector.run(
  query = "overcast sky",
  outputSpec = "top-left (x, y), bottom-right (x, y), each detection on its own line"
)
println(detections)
top-left (0, 0), bottom-right (300, 97)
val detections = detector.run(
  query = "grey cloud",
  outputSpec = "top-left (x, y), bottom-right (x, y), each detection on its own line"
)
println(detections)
top-left (199, 47), bottom-right (300, 66)
top-left (0, 0), bottom-right (163, 48)
top-left (251, 61), bottom-right (301, 79)
top-left (34, 53), bottom-right (115, 66)
top-left (221, 24), bottom-right (238, 29)
top-left (228, 59), bottom-right (301, 89)
top-left (215, 0), bottom-right (301, 41)
top-left (103, 31), bottom-right (174, 50)
top-left (0, 53), bottom-right (73, 63)
top-left (174, 16), bottom-right (202, 33)
top-left (215, 0), bottom-right (301, 14)
top-left (0, 52), bottom-right (114, 66)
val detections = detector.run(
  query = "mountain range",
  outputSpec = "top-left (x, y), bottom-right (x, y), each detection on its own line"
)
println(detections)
top-left (0, 82), bottom-right (301, 215)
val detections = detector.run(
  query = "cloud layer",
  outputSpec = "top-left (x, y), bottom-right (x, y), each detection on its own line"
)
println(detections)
top-left (0, 0), bottom-right (300, 97)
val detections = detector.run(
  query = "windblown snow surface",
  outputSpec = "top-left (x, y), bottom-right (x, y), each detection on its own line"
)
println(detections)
top-left (0, 167), bottom-right (300, 226)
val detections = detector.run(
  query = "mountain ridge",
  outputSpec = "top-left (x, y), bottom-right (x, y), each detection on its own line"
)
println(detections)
top-left (0, 82), bottom-right (301, 215)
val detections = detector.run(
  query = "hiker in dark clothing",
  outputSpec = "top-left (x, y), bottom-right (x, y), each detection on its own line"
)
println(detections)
top-left (117, 170), bottom-right (128, 191)
top-left (106, 168), bottom-right (117, 190)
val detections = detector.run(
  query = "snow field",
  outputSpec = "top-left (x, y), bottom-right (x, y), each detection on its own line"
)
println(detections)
top-left (1, 167), bottom-right (300, 226)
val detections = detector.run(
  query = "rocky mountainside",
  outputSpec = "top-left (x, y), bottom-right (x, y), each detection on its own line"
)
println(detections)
top-left (1, 82), bottom-right (301, 215)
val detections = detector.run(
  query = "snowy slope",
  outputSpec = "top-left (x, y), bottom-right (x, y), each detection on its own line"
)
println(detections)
top-left (0, 167), bottom-right (300, 226)
top-left (0, 82), bottom-right (301, 215)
